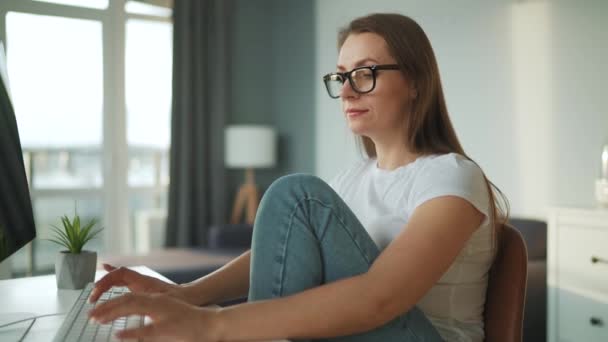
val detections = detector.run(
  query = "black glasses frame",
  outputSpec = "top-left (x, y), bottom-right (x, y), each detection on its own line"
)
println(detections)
top-left (323, 64), bottom-right (400, 99)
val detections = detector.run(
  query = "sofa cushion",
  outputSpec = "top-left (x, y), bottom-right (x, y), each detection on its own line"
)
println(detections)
top-left (207, 224), bottom-right (253, 250)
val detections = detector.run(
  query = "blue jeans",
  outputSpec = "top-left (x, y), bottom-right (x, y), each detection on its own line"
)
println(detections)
top-left (248, 174), bottom-right (443, 342)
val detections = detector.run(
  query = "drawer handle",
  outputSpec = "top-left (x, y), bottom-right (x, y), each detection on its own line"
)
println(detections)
top-left (591, 256), bottom-right (608, 265)
top-left (590, 317), bottom-right (604, 327)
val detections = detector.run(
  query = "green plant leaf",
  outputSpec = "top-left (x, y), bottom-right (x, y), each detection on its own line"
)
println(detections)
top-left (74, 214), bottom-right (81, 235)
top-left (47, 225), bottom-right (72, 251)
top-left (46, 238), bottom-right (70, 249)
top-left (47, 232), bottom-right (69, 249)
top-left (80, 218), bottom-right (97, 239)
top-left (60, 215), bottom-right (70, 229)
top-left (61, 215), bottom-right (75, 248)
top-left (46, 210), bottom-right (103, 254)
top-left (49, 225), bottom-right (71, 248)
top-left (81, 227), bottom-right (103, 247)
top-left (68, 215), bottom-right (79, 252)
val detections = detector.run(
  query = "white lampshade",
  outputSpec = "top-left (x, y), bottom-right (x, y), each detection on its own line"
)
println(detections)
top-left (225, 125), bottom-right (277, 168)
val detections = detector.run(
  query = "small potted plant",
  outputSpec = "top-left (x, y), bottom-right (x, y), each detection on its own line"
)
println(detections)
top-left (47, 211), bottom-right (103, 289)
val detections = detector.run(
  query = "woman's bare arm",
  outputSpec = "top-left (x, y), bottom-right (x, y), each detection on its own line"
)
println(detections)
top-left (212, 196), bottom-right (484, 341)
top-left (178, 250), bottom-right (251, 306)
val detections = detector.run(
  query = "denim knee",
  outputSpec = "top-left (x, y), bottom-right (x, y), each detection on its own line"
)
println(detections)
top-left (264, 173), bottom-right (330, 201)
top-left (254, 173), bottom-right (336, 241)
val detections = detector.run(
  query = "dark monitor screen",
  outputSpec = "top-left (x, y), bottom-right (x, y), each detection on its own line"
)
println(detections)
top-left (0, 55), bottom-right (36, 265)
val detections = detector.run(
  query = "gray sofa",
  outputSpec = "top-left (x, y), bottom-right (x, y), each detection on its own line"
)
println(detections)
top-left (156, 224), bottom-right (253, 284)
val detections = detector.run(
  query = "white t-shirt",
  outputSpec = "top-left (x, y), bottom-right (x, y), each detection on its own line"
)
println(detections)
top-left (329, 153), bottom-right (495, 342)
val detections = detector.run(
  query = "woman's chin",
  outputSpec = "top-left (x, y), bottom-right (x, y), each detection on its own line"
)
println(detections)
top-left (347, 123), bottom-right (368, 136)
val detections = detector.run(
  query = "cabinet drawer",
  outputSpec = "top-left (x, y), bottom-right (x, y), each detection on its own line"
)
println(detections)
top-left (557, 226), bottom-right (608, 294)
top-left (557, 288), bottom-right (608, 342)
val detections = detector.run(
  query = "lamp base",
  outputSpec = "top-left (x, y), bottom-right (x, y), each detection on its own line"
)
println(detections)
top-left (230, 169), bottom-right (260, 225)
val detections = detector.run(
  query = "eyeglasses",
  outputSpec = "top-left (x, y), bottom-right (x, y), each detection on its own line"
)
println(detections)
top-left (323, 64), bottom-right (400, 99)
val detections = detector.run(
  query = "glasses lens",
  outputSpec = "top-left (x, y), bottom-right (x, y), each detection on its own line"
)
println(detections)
top-left (350, 68), bottom-right (374, 93)
top-left (324, 74), bottom-right (344, 98)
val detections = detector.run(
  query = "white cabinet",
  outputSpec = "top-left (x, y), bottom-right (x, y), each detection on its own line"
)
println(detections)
top-left (548, 208), bottom-right (608, 342)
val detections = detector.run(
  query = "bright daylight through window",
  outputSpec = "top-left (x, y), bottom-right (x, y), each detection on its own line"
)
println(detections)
top-left (1, 0), bottom-right (172, 277)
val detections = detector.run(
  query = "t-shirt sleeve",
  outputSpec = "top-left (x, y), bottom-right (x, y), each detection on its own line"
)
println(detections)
top-left (408, 154), bottom-right (491, 220)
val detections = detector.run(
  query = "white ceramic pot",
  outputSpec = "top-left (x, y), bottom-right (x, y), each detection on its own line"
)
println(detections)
top-left (55, 250), bottom-right (97, 289)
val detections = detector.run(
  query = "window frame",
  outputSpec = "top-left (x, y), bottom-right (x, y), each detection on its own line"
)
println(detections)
top-left (0, 0), bottom-right (172, 275)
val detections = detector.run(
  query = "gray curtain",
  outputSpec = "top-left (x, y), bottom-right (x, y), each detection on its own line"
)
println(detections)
top-left (166, 0), bottom-right (231, 247)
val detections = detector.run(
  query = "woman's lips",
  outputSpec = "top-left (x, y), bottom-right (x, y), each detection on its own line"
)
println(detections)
top-left (346, 109), bottom-right (368, 118)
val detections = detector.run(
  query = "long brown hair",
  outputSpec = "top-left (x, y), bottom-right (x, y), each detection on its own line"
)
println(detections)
top-left (338, 13), bottom-right (509, 243)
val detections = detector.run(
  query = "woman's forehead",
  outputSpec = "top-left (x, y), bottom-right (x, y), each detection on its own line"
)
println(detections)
top-left (338, 32), bottom-right (393, 67)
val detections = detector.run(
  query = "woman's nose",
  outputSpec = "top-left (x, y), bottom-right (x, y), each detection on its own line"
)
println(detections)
top-left (340, 79), bottom-right (357, 98)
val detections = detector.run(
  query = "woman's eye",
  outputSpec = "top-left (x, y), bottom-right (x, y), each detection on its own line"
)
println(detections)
top-left (354, 72), bottom-right (372, 80)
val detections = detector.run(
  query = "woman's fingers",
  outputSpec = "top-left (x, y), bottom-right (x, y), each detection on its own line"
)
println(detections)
top-left (89, 266), bottom-right (131, 303)
top-left (102, 263), bottom-right (117, 272)
top-left (115, 321), bottom-right (160, 340)
top-left (89, 295), bottom-right (210, 341)
top-left (89, 293), bottom-right (160, 323)
top-left (116, 320), bottom-right (184, 340)
top-left (115, 312), bottom-right (196, 341)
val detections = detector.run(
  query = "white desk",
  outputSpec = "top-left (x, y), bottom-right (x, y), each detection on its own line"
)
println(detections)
top-left (0, 267), bottom-right (289, 342)
top-left (0, 266), bottom-right (169, 342)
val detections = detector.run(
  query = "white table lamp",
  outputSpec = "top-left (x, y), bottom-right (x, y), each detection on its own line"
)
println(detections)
top-left (225, 125), bottom-right (277, 224)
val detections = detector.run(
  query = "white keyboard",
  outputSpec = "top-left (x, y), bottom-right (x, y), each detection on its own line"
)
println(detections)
top-left (53, 282), bottom-right (144, 342)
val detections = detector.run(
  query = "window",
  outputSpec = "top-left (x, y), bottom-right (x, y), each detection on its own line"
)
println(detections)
top-left (0, 0), bottom-right (172, 276)
top-left (125, 0), bottom-right (171, 16)
top-left (126, 18), bottom-right (172, 242)
top-left (7, 12), bottom-right (104, 190)
top-left (126, 18), bottom-right (172, 187)
top-left (34, 0), bottom-right (109, 10)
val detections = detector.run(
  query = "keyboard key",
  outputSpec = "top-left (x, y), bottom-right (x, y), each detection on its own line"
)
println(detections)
top-left (53, 282), bottom-right (145, 342)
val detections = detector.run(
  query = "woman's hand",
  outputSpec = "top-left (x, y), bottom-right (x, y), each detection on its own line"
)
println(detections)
top-left (89, 264), bottom-right (185, 304)
top-left (88, 292), bottom-right (223, 342)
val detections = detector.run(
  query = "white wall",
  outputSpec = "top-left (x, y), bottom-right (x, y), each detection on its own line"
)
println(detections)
top-left (315, 0), bottom-right (608, 219)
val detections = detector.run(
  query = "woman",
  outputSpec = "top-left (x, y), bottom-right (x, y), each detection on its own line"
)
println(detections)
top-left (89, 13), bottom-right (508, 342)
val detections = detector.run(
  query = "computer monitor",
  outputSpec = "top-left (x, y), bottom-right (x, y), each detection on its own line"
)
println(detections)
top-left (0, 41), bottom-right (36, 266)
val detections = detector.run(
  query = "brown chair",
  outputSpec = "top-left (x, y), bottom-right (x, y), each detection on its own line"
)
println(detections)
top-left (484, 224), bottom-right (528, 342)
